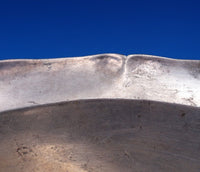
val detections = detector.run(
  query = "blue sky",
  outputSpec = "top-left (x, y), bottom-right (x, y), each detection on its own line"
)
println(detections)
top-left (0, 0), bottom-right (200, 60)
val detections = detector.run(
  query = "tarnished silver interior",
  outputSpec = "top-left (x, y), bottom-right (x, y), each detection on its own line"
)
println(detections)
top-left (0, 99), bottom-right (200, 172)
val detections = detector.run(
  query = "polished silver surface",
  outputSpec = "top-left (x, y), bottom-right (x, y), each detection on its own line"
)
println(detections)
top-left (0, 54), bottom-right (200, 112)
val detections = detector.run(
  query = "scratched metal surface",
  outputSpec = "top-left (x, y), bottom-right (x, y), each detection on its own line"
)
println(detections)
top-left (0, 54), bottom-right (200, 112)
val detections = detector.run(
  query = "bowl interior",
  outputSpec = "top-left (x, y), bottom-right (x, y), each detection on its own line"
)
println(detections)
top-left (0, 99), bottom-right (200, 172)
